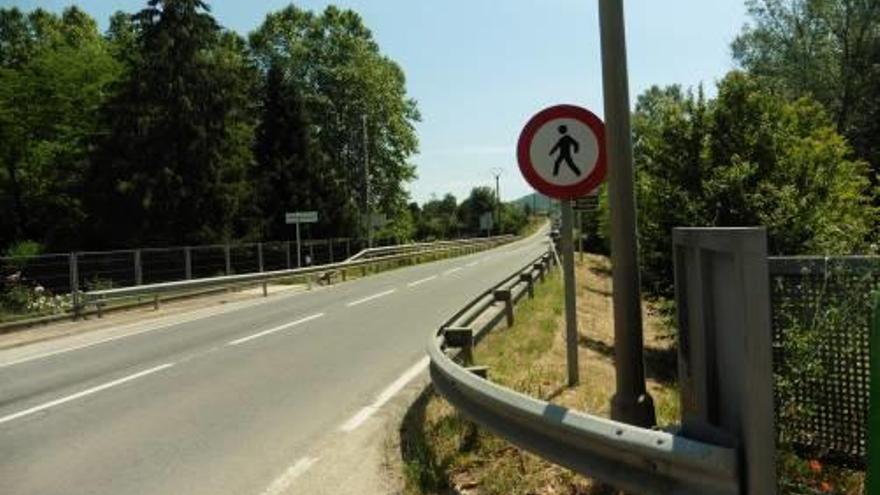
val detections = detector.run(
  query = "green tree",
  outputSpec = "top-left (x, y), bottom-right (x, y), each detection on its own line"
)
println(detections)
top-left (616, 72), bottom-right (875, 293)
top-left (249, 5), bottom-right (420, 238)
top-left (458, 187), bottom-right (496, 236)
top-left (0, 7), bottom-right (121, 250)
top-left (88, 0), bottom-right (257, 247)
top-left (733, 0), bottom-right (880, 179)
top-left (253, 60), bottom-right (327, 239)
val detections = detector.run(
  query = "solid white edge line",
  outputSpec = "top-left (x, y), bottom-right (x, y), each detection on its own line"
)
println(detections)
top-left (339, 356), bottom-right (430, 432)
top-left (345, 289), bottom-right (396, 307)
top-left (407, 275), bottom-right (437, 288)
top-left (0, 363), bottom-right (175, 425)
top-left (443, 267), bottom-right (462, 275)
top-left (227, 313), bottom-right (325, 346)
top-left (260, 456), bottom-right (318, 495)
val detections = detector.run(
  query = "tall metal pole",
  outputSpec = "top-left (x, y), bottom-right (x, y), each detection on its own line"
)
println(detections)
top-left (491, 168), bottom-right (503, 234)
top-left (295, 222), bottom-right (302, 268)
top-left (561, 201), bottom-right (580, 386)
top-left (363, 114), bottom-right (373, 249)
top-left (599, 0), bottom-right (656, 427)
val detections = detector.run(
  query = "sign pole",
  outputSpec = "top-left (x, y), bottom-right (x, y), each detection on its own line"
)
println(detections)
top-left (599, 0), bottom-right (656, 427)
top-left (295, 222), bottom-right (302, 268)
top-left (561, 201), bottom-right (580, 386)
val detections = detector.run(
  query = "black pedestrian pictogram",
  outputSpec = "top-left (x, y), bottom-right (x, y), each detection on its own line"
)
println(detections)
top-left (549, 125), bottom-right (581, 176)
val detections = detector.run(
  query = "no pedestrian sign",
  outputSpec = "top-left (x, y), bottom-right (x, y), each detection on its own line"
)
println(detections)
top-left (517, 105), bottom-right (607, 200)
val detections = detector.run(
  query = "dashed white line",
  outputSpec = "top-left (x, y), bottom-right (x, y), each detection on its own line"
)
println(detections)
top-left (339, 357), bottom-right (429, 432)
top-left (0, 363), bottom-right (175, 425)
top-left (227, 313), bottom-right (324, 346)
top-left (345, 289), bottom-right (396, 307)
top-left (260, 457), bottom-right (318, 495)
top-left (465, 261), bottom-right (480, 267)
top-left (407, 275), bottom-right (437, 287)
top-left (443, 267), bottom-right (463, 276)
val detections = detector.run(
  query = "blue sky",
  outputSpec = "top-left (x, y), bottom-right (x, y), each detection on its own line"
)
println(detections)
top-left (6, 0), bottom-right (749, 204)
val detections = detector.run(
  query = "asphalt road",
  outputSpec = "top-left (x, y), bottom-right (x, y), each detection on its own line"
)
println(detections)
top-left (0, 227), bottom-right (550, 495)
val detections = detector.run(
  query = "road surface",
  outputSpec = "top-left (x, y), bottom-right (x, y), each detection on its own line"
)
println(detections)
top-left (0, 228), bottom-right (550, 495)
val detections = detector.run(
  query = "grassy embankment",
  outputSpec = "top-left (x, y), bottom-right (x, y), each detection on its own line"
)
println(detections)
top-left (399, 252), bottom-right (866, 494)
top-left (399, 254), bottom-right (679, 495)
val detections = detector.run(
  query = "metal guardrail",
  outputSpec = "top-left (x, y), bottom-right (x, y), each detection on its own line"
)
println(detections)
top-left (82, 236), bottom-right (515, 313)
top-left (346, 236), bottom-right (516, 262)
top-left (427, 250), bottom-right (741, 495)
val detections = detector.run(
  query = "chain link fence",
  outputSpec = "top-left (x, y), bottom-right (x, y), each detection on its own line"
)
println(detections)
top-left (769, 256), bottom-right (880, 470)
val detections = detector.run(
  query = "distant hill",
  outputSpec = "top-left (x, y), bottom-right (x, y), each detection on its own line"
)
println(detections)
top-left (511, 192), bottom-right (558, 214)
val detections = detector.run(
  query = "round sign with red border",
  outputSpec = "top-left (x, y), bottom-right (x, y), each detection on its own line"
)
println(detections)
top-left (517, 104), bottom-right (607, 200)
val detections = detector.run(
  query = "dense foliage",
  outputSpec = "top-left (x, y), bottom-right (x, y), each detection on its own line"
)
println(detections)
top-left (0, 1), bottom-right (421, 253)
top-left (594, 72), bottom-right (876, 293)
top-left (409, 187), bottom-right (529, 240)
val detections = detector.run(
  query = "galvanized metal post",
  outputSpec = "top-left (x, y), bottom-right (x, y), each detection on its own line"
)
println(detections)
top-left (295, 223), bottom-right (302, 268)
top-left (184, 247), bottom-right (192, 280)
top-left (224, 244), bottom-right (231, 275)
top-left (868, 292), bottom-right (880, 494)
top-left (69, 252), bottom-right (80, 319)
top-left (599, 0), bottom-right (655, 427)
top-left (561, 201), bottom-right (580, 387)
top-left (134, 249), bottom-right (143, 286)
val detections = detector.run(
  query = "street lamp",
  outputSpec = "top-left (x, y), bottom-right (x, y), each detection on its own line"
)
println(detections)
top-left (490, 167), bottom-right (503, 235)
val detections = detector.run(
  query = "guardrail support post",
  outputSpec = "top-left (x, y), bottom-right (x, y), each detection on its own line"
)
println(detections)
top-left (445, 327), bottom-right (475, 364)
top-left (153, 294), bottom-right (160, 311)
top-left (520, 272), bottom-right (535, 299)
top-left (494, 289), bottom-right (514, 327)
top-left (534, 262), bottom-right (545, 283)
top-left (69, 252), bottom-right (80, 320)
top-left (134, 249), bottom-right (143, 286)
top-left (184, 247), bottom-right (192, 280)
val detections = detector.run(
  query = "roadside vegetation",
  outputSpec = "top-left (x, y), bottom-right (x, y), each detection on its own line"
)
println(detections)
top-left (399, 255), bottom-right (681, 495)
top-left (399, 254), bottom-right (866, 494)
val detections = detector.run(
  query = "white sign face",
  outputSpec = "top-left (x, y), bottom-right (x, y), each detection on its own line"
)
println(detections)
top-left (517, 105), bottom-right (607, 200)
top-left (285, 211), bottom-right (319, 224)
top-left (528, 118), bottom-right (600, 186)
top-left (479, 212), bottom-right (494, 231)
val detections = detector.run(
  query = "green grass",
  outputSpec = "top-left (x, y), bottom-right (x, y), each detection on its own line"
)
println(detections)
top-left (399, 255), bottom-right (682, 495)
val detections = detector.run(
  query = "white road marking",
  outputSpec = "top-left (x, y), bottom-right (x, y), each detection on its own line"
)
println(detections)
top-left (227, 313), bottom-right (325, 346)
top-left (339, 356), bottom-right (429, 432)
top-left (260, 457), bottom-right (318, 495)
top-left (443, 267), bottom-right (462, 276)
top-left (0, 363), bottom-right (174, 425)
top-left (345, 289), bottom-right (396, 307)
top-left (407, 275), bottom-right (437, 288)
top-left (0, 291), bottom-right (311, 369)
top-left (465, 261), bottom-right (479, 267)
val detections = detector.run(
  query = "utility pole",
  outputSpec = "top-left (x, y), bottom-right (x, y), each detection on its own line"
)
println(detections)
top-left (599, 0), bottom-right (656, 427)
top-left (362, 114), bottom-right (373, 249)
top-left (491, 167), bottom-right (503, 235)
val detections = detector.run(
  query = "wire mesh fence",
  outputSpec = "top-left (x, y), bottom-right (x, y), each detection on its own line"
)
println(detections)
top-left (0, 237), bottom-right (363, 322)
top-left (769, 256), bottom-right (880, 470)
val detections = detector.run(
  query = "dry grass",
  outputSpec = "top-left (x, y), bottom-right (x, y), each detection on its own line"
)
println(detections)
top-left (399, 254), bottom-right (680, 495)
